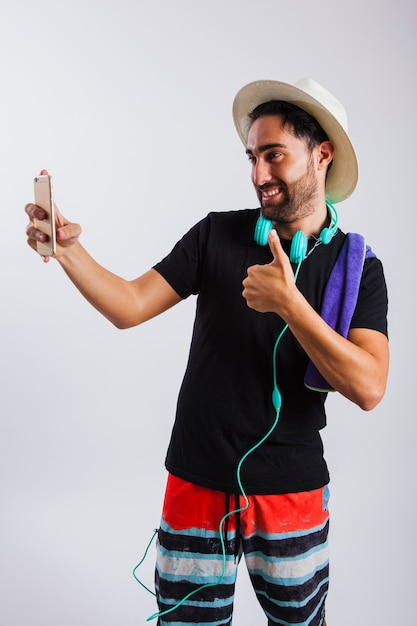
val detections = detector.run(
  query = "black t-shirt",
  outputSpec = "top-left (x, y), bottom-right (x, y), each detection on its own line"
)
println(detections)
top-left (153, 209), bottom-right (388, 495)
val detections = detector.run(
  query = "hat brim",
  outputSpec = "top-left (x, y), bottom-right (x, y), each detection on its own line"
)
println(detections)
top-left (232, 80), bottom-right (358, 203)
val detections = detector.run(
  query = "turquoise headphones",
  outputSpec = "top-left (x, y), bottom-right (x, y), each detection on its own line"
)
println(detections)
top-left (254, 201), bottom-right (339, 263)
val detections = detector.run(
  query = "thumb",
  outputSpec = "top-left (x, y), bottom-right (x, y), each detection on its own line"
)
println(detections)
top-left (267, 228), bottom-right (285, 265)
top-left (56, 221), bottom-right (82, 242)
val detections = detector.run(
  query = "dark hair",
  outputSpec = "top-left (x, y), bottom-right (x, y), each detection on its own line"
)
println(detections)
top-left (248, 100), bottom-right (329, 152)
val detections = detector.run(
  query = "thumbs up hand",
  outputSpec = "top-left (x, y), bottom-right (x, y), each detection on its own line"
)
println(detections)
top-left (242, 229), bottom-right (299, 319)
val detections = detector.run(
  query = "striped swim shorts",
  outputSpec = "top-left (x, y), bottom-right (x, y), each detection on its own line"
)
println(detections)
top-left (154, 474), bottom-right (330, 625)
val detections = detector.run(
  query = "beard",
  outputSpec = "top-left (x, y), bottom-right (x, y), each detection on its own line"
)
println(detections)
top-left (259, 158), bottom-right (319, 224)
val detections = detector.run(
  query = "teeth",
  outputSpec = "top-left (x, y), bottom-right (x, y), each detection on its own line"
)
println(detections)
top-left (263, 188), bottom-right (280, 197)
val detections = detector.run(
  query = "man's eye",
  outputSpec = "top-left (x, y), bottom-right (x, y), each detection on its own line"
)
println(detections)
top-left (268, 152), bottom-right (282, 160)
top-left (247, 155), bottom-right (256, 164)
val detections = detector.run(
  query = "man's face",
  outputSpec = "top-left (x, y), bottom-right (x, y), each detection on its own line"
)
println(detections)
top-left (246, 114), bottom-right (320, 224)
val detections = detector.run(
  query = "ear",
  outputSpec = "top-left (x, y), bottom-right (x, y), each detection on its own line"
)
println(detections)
top-left (316, 141), bottom-right (334, 171)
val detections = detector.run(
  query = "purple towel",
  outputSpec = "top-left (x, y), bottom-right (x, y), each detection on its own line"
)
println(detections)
top-left (304, 233), bottom-right (375, 392)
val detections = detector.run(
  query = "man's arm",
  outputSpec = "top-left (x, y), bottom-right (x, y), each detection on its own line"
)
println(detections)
top-left (242, 229), bottom-right (389, 411)
top-left (25, 201), bottom-right (182, 329)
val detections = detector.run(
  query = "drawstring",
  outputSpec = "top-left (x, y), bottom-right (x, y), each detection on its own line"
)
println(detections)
top-left (223, 492), bottom-right (230, 545)
top-left (234, 493), bottom-right (241, 562)
top-left (223, 492), bottom-right (241, 563)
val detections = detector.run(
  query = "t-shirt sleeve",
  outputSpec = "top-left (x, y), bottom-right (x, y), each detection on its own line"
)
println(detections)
top-left (152, 215), bottom-right (210, 299)
top-left (350, 256), bottom-right (388, 336)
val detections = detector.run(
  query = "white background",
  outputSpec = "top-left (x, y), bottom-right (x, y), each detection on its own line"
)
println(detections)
top-left (1, 1), bottom-right (415, 624)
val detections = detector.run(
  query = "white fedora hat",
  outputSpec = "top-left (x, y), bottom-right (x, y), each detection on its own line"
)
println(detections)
top-left (232, 78), bottom-right (358, 203)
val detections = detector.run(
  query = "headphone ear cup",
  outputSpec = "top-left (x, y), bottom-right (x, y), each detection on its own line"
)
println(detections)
top-left (254, 216), bottom-right (273, 246)
top-left (290, 230), bottom-right (308, 263)
top-left (320, 227), bottom-right (333, 245)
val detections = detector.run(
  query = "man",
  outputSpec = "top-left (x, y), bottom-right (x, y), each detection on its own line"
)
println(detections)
top-left (25, 78), bottom-right (389, 626)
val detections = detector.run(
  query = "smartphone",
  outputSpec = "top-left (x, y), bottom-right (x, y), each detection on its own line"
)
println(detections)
top-left (33, 174), bottom-right (56, 257)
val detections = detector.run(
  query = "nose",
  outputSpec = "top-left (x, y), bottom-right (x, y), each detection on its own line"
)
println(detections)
top-left (252, 157), bottom-right (272, 188)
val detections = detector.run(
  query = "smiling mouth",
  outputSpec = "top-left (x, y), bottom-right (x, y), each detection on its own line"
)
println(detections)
top-left (262, 188), bottom-right (280, 198)
top-left (259, 185), bottom-right (285, 201)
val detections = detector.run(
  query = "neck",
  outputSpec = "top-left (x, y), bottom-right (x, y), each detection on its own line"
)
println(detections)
top-left (273, 201), bottom-right (330, 241)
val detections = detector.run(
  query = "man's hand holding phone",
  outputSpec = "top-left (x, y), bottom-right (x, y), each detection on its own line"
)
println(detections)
top-left (26, 169), bottom-right (82, 262)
